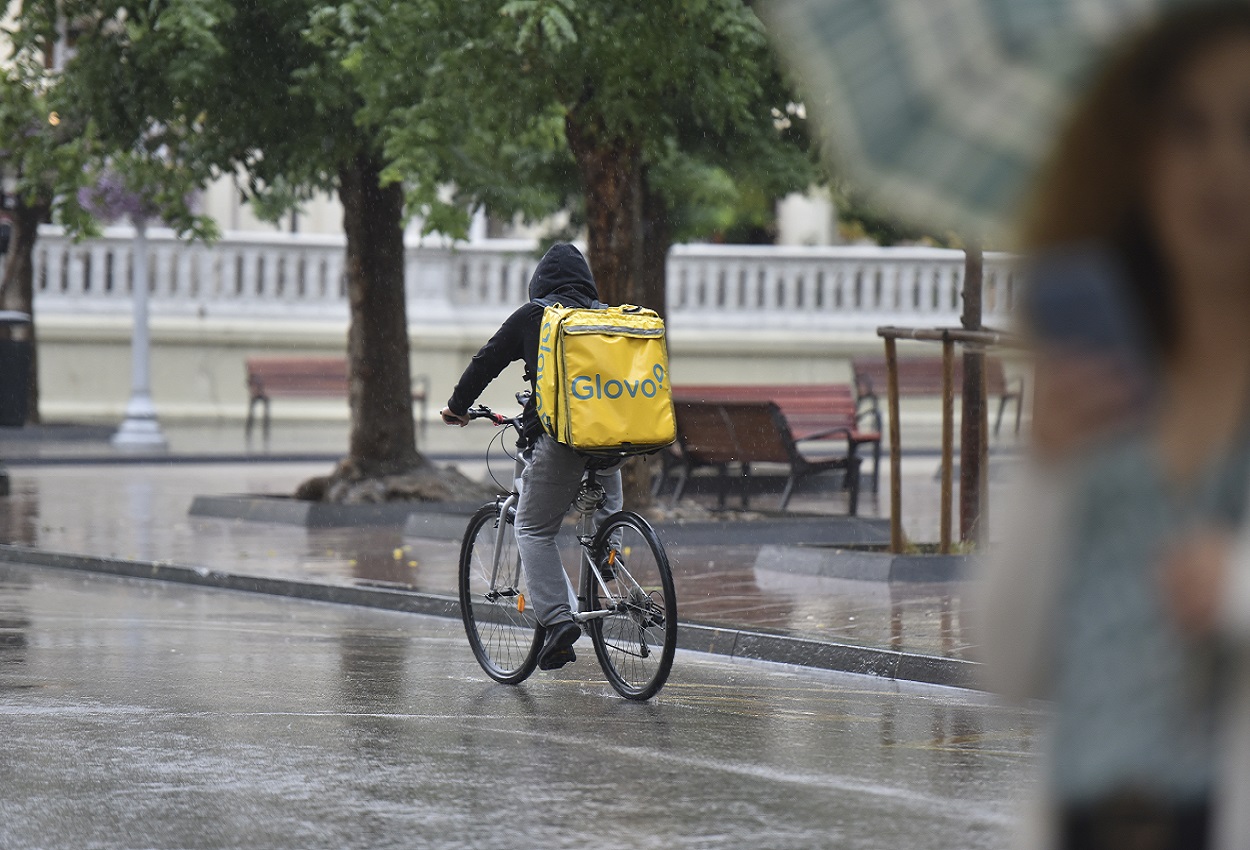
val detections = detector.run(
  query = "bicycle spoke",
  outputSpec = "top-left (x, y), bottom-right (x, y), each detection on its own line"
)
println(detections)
top-left (459, 503), bottom-right (541, 684)
top-left (588, 512), bottom-right (677, 701)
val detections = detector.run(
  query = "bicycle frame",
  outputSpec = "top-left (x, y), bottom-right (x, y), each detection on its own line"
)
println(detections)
top-left (459, 399), bottom-right (675, 699)
top-left (465, 402), bottom-right (657, 636)
top-left (570, 470), bottom-right (619, 625)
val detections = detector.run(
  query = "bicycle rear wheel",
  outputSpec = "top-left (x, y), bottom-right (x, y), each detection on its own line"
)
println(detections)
top-left (459, 502), bottom-right (542, 684)
top-left (587, 511), bottom-right (677, 700)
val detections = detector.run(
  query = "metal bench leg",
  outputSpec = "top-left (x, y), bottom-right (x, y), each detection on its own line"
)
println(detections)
top-left (994, 396), bottom-right (1009, 437)
top-left (670, 466), bottom-right (691, 507)
top-left (262, 398), bottom-right (272, 442)
top-left (716, 464), bottom-right (729, 511)
top-left (779, 471), bottom-right (797, 512)
top-left (656, 452), bottom-right (684, 498)
top-left (651, 465), bottom-right (667, 498)
top-left (246, 396), bottom-right (266, 441)
top-left (847, 458), bottom-right (862, 517)
top-left (740, 462), bottom-right (751, 510)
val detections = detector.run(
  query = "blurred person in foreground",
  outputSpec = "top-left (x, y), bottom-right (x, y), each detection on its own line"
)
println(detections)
top-left (981, 5), bottom-right (1250, 850)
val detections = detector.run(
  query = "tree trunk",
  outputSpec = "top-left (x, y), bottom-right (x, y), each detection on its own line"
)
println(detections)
top-left (620, 173), bottom-right (677, 512)
top-left (566, 114), bottom-right (644, 306)
top-left (297, 153), bottom-right (500, 504)
top-left (566, 116), bottom-right (661, 510)
top-left (959, 241), bottom-right (986, 543)
top-left (640, 170), bottom-right (671, 320)
top-left (338, 152), bottom-right (420, 477)
top-left (0, 198), bottom-right (49, 425)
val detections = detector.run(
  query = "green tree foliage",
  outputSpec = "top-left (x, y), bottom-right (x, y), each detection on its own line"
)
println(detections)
top-left (0, 32), bottom-right (99, 423)
top-left (337, 0), bottom-right (815, 307)
top-left (13, 0), bottom-right (469, 492)
top-left (830, 180), bottom-right (959, 248)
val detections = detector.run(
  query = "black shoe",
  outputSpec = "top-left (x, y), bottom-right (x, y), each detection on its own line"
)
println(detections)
top-left (538, 621), bottom-right (581, 671)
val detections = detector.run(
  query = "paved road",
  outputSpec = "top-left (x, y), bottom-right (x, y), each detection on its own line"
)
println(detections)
top-left (0, 564), bottom-right (1039, 849)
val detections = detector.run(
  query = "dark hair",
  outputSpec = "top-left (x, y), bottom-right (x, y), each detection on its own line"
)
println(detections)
top-left (1020, 3), bottom-right (1250, 357)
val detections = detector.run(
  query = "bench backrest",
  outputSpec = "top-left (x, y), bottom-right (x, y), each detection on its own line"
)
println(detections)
top-left (674, 401), bottom-right (738, 465)
top-left (720, 401), bottom-right (794, 465)
top-left (674, 384), bottom-right (860, 440)
top-left (674, 400), bottom-right (794, 466)
top-left (675, 384), bottom-right (856, 404)
top-left (247, 357), bottom-right (349, 397)
top-left (852, 356), bottom-right (1007, 398)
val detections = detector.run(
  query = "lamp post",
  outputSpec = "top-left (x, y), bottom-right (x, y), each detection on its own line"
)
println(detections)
top-left (111, 215), bottom-right (167, 449)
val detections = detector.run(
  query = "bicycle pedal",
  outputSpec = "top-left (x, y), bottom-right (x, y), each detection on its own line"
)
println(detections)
top-left (599, 549), bottom-right (621, 581)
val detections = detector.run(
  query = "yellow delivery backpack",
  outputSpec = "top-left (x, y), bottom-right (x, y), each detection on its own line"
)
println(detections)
top-left (534, 304), bottom-right (676, 456)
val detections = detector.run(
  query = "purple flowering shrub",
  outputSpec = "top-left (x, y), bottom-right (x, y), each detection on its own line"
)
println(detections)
top-left (77, 170), bottom-right (160, 225)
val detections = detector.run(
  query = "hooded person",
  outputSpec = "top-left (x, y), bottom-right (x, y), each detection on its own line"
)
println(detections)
top-left (442, 242), bottom-right (621, 671)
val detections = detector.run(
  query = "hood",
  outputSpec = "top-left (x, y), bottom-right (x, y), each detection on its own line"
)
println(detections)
top-left (528, 243), bottom-right (600, 307)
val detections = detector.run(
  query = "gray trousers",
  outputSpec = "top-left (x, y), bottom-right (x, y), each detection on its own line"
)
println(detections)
top-left (514, 435), bottom-right (623, 627)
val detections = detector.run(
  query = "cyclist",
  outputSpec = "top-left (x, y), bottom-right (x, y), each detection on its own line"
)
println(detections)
top-left (441, 243), bottom-right (622, 671)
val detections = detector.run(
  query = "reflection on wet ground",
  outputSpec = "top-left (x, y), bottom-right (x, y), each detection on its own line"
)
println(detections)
top-left (0, 568), bottom-right (31, 669)
top-left (0, 458), bottom-right (999, 660)
top-left (0, 564), bottom-right (1038, 850)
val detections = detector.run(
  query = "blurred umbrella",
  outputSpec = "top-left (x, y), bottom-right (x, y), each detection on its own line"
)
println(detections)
top-left (762, 0), bottom-right (1197, 240)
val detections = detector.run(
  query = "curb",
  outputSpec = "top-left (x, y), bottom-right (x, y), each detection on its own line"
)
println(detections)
top-left (189, 495), bottom-right (481, 528)
top-left (187, 493), bottom-right (894, 546)
top-left (0, 451), bottom-right (481, 468)
top-left (754, 545), bottom-right (967, 583)
top-left (0, 544), bottom-right (981, 690)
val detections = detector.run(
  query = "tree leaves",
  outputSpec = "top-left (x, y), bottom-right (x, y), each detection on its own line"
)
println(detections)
top-left (501, 0), bottom-right (577, 52)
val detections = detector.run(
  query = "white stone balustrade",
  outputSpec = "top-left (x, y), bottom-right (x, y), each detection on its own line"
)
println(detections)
top-left (31, 226), bottom-right (1017, 331)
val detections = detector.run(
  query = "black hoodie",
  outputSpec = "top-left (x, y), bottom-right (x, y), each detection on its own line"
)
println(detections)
top-left (446, 244), bottom-right (601, 432)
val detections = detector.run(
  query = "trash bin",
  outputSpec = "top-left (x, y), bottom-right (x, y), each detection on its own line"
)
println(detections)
top-left (0, 310), bottom-right (32, 427)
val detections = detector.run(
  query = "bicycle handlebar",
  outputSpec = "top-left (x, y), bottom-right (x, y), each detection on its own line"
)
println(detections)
top-left (467, 405), bottom-right (513, 427)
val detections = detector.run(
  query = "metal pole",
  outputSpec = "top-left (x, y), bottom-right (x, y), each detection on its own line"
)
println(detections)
top-left (112, 217), bottom-right (167, 449)
top-left (978, 364), bottom-right (990, 544)
top-left (940, 337), bottom-right (954, 554)
top-left (959, 241), bottom-right (984, 542)
top-left (885, 336), bottom-right (904, 554)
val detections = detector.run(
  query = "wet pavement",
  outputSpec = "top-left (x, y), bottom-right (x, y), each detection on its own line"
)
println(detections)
top-left (0, 562), bottom-right (1040, 849)
top-left (0, 459), bottom-right (993, 662)
top-left (0, 421), bottom-right (1020, 664)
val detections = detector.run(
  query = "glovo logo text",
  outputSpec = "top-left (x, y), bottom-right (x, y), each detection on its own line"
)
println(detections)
top-left (535, 318), bottom-right (554, 416)
top-left (570, 364), bottom-right (666, 401)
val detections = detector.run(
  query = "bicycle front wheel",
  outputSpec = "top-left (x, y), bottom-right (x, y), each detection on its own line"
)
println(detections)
top-left (588, 511), bottom-right (678, 700)
top-left (459, 502), bottom-right (542, 684)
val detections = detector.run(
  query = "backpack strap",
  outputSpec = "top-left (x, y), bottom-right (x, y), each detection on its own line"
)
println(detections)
top-left (532, 296), bottom-right (607, 309)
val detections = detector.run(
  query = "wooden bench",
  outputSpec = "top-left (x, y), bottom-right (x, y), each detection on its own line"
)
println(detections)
top-left (245, 357), bottom-right (429, 440)
top-left (671, 383), bottom-right (883, 492)
top-left (852, 356), bottom-right (1024, 435)
top-left (663, 400), bottom-right (862, 515)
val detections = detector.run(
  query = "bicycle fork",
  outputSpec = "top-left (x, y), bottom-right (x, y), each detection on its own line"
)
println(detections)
top-left (488, 493), bottom-right (519, 603)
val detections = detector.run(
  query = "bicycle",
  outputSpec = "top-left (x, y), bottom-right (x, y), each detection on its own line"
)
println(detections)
top-left (456, 401), bottom-right (678, 701)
